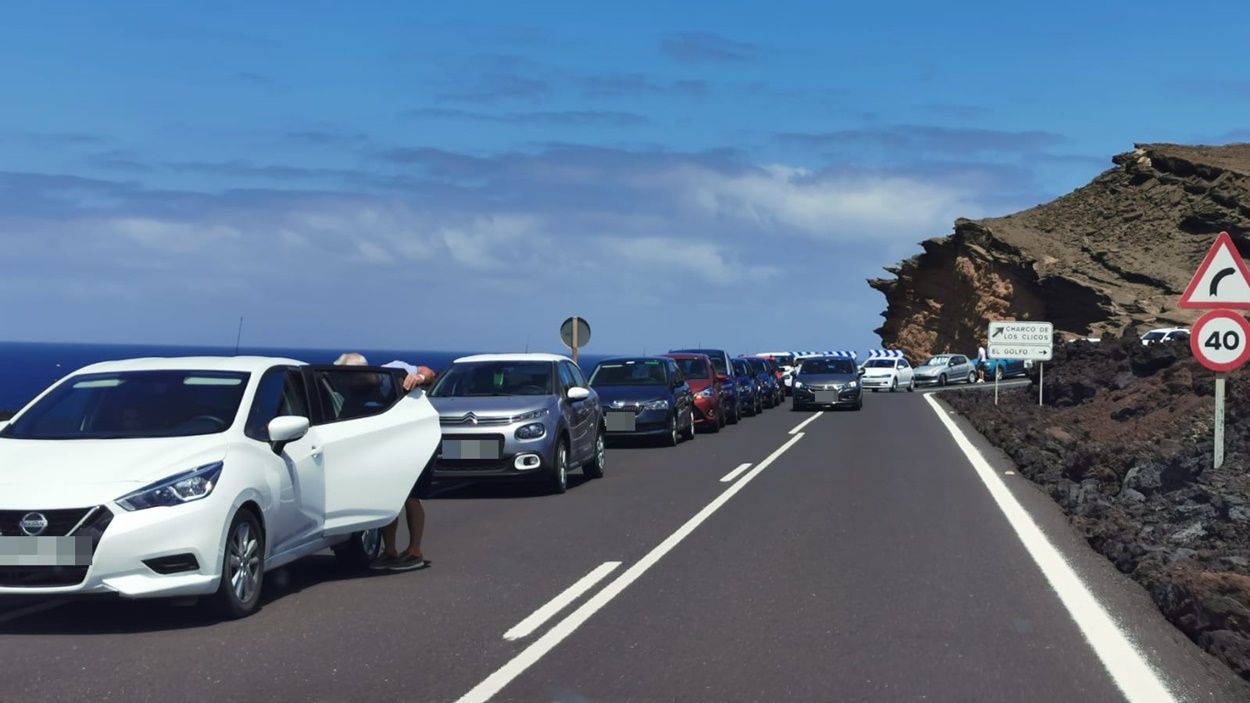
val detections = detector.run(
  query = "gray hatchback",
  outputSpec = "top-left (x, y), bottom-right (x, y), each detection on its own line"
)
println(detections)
top-left (427, 353), bottom-right (606, 494)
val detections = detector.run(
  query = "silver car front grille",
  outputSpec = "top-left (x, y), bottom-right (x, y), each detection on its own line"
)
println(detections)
top-left (439, 414), bottom-right (512, 427)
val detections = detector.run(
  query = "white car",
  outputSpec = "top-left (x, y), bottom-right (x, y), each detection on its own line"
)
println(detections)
top-left (1141, 328), bottom-right (1189, 346)
top-left (0, 356), bottom-right (439, 618)
top-left (859, 355), bottom-right (915, 392)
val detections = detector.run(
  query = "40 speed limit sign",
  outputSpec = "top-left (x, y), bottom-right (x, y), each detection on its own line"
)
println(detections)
top-left (1191, 309), bottom-right (1250, 372)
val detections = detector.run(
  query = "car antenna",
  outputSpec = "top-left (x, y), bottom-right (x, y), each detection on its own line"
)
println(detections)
top-left (234, 316), bottom-right (244, 355)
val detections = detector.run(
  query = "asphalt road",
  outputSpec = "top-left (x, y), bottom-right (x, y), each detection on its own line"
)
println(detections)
top-left (1, 387), bottom-right (1247, 703)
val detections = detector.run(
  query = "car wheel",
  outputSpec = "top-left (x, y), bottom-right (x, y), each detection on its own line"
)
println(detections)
top-left (938, 374), bottom-right (947, 387)
top-left (665, 412), bottom-right (679, 447)
top-left (717, 403), bottom-right (726, 428)
top-left (727, 400), bottom-right (740, 425)
top-left (333, 527), bottom-right (384, 571)
top-left (908, 378), bottom-right (915, 392)
top-left (210, 509), bottom-right (265, 619)
top-left (967, 371), bottom-right (977, 384)
top-left (583, 428), bottom-right (605, 479)
top-left (548, 440), bottom-right (569, 494)
top-left (890, 378), bottom-right (898, 393)
top-left (682, 409), bottom-right (696, 440)
top-left (707, 410), bottom-right (721, 433)
top-left (854, 397), bottom-right (863, 411)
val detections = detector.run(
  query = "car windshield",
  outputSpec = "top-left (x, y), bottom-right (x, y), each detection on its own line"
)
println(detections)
top-left (864, 359), bottom-right (895, 368)
top-left (672, 357), bottom-right (709, 378)
top-left (590, 361), bottom-right (668, 386)
top-left (748, 360), bottom-right (768, 374)
top-left (925, 356), bottom-right (954, 366)
top-left (429, 361), bottom-right (553, 397)
top-left (675, 350), bottom-right (727, 374)
top-left (800, 359), bottom-right (855, 375)
top-left (0, 370), bottom-right (249, 440)
top-left (1142, 331), bottom-right (1166, 341)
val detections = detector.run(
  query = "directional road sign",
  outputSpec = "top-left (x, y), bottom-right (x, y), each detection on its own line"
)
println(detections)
top-left (987, 320), bottom-right (1054, 361)
top-left (1178, 231), bottom-right (1250, 309)
top-left (1189, 309), bottom-right (1250, 372)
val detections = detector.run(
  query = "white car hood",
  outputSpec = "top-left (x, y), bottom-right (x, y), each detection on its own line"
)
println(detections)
top-left (862, 368), bottom-right (896, 377)
top-left (0, 434), bottom-right (229, 508)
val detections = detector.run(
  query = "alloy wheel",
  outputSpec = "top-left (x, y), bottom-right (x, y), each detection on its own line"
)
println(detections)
top-left (228, 522), bottom-right (262, 604)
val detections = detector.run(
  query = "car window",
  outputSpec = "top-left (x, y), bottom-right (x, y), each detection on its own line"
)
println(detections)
top-left (799, 358), bottom-right (856, 375)
top-left (557, 362), bottom-right (578, 393)
top-left (313, 367), bottom-right (404, 423)
top-left (568, 362), bottom-right (588, 388)
top-left (864, 359), bottom-right (894, 368)
top-left (952, 356), bottom-right (967, 365)
top-left (429, 361), bottom-right (554, 397)
top-left (668, 361), bottom-right (684, 384)
top-left (590, 360), bottom-right (667, 386)
top-left (246, 368), bottom-right (309, 440)
top-left (900, 359), bottom-right (910, 368)
top-left (1142, 331), bottom-right (1166, 341)
top-left (672, 357), bottom-right (709, 378)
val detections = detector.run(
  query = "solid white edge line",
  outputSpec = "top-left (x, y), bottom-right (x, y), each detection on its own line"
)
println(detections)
top-left (922, 394), bottom-right (1175, 703)
top-left (719, 462), bottom-right (753, 483)
top-left (503, 561), bottom-right (622, 641)
top-left (788, 411), bottom-right (823, 435)
top-left (457, 432), bottom-right (807, 703)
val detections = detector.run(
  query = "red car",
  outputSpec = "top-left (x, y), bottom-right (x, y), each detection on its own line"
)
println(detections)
top-left (664, 353), bottom-right (723, 432)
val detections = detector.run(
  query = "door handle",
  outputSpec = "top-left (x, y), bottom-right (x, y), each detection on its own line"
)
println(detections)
top-left (311, 446), bottom-right (323, 458)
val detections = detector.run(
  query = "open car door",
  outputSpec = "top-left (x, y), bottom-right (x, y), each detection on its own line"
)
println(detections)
top-left (305, 366), bottom-right (441, 535)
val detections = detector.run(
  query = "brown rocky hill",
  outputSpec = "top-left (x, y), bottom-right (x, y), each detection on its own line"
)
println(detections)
top-left (870, 143), bottom-right (1250, 360)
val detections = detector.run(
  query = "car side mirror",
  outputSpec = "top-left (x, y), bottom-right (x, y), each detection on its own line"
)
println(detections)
top-left (268, 415), bottom-right (310, 456)
top-left (567, 386), bottom-right (591, 401)
top-left (858, 368), bottom-right (865, 376)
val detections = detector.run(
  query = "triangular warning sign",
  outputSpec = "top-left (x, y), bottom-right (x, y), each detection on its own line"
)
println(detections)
top-left (1179, 231), bottom-right (1250, 309)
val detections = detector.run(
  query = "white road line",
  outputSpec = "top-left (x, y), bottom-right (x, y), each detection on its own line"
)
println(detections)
top-left (788, 411), bottom-right (824, 435)
top-left (923, 394), bottom-right (1175, 703)
top-left (457, 432), bottom-right (807, 703)
top-left (503, 561), bottom-right (621, 641)
top-left (719, 462), bottom-right (752, 483)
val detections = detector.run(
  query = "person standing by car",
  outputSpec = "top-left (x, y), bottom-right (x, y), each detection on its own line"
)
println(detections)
top-left (976, 345), bottom-right (988, 383)
top-left (334, 352), bottom-right (436, 571)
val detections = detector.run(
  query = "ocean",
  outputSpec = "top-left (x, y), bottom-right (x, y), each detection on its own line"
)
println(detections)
top-left (0, 341), bottom-right (616, 413)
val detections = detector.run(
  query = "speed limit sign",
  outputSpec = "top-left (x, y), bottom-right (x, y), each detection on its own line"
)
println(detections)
top-left (1191, 309), bottom-right (1250, 372)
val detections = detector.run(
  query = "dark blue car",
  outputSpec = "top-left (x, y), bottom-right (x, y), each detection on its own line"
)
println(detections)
top-left (732, 357), bottom-right (762, 417)
top-left (744, 356), bottom-right (780, 408)
top-left (669, 349), bottom-right (741, 425)
top-left (589, 356), bottom-right (696, 446)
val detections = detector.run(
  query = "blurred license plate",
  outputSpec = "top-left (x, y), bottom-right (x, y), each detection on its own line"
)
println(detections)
top-left (441, 439), bottom-right (500, 460)
top-left (606, 412), bottom-right (636, 432)
top-left (0, 536), bottom-right (93, 567)
top-left (814, 391), bottom-right (838, 403)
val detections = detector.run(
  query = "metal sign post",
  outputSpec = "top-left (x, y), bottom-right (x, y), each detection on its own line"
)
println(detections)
top-left (572, 315), bottom-right (579, 364)
top-left (1215, 374), bottom-right (1226, 469)
top-left (1038, 362), bottom-right (1043, 407)
top-left (560, 316), bottom-right (591, 365)
top-left (994, 369), bottom-right (999, 406)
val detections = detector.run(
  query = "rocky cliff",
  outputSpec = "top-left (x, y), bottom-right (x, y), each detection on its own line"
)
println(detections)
top-left (871, 143), bottom-right (1250, 359)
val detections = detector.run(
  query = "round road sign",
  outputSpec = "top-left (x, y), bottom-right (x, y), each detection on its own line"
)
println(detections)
top-left (1190, 309), bottom-right (1250, 372)
top-left (560, 316), bottom-right (591, 349)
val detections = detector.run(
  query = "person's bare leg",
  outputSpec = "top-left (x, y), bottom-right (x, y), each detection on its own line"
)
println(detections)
top-left (381, 518), bottom-right (401, 557)
top-left (404, 497), bottom-right (425, 559)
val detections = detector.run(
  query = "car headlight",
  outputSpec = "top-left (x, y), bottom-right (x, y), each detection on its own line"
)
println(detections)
top-left (117, 462), bottom-right (224, 511)
top-left (696, 388), bottom-right (714, 399)
top-left (516, 423), bottom-right (546, 440)
top-left (643, 399), bottom-right (670, 411)
top-left (794, 381), bottom-right (804, 389)
top-left (847, 380), bottom-right (858, 389)
top-left (512, 408), bottom-right (549, 423)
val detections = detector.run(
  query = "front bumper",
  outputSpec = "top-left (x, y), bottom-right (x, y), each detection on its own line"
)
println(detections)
top-left (0, 498), bottom-right (228, 599)
top-left (861, 374), bottom-right (896, 389)
top-left (432, 427), bottom-right (557, 480)
top-left (603, 407), bottom-right (671, 437)
top-left (792, 386), bottom-right (862, 407)
top-left (692, 397), bottom-right (719, 425)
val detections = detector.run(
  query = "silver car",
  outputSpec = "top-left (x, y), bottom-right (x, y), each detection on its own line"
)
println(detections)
top-left (427, 353), bottom-right (605, 494)
top-left (912, 353), bottom-right (977, 387)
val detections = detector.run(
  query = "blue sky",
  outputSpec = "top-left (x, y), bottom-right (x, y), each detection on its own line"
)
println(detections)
top-left (2, 1), bottom-right (1248, 356)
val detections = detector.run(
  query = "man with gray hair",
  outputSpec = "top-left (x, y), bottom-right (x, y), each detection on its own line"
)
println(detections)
top-left (335, 352), bottom-right (436, 571)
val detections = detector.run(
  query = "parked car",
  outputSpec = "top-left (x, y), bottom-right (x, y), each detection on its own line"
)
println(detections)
top-left (980, 356), bottom-right (1028, 381)
top-left (745, 356), bottom-right (782, 407)
top-left (670, 349), bottom-right (740, 425)
top-left (427, 353), bottom-right (605, 494)
top-left (731, 357), bottom-right (762, 416)
top-left (791, 356), bottom-right (863, 411)
top-left (756, 352), bottom-right (796, 395)
top-left (1141, 327), bottom-right (1190, 346)
top-left (0, 356), bottom-right (440, 618)
top-left (664, 353), bottom-right (723, 433)
top-left (913, 354), bottom-right (977, 387)
top-left (860, 355), bottom-right (915, 392)
top-left (589, 356), bottom-right (695, 446)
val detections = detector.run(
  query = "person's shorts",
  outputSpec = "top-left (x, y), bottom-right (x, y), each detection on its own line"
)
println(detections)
top-left (410, 460), bottom-right (435, 500)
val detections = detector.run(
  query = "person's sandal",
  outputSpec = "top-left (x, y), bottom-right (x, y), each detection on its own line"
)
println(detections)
top-left (369, 554), bottom-right (400, 570)
top-left (386, 554), bottom-right (431, 571)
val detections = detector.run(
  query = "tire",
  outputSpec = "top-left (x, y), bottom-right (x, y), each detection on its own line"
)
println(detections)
top-left (682, 409), bottom-right (696, 440)
top-left (717, 403), bottom-right (726, 429)
top-left (907, 378), bottom-right (915, 392)
top-left (967, 371), bottom-right (977, 384)
top-left (664, 413), bottom-right (679, 447)
top-left (210, 509), bottom-right (265, 619)
top-left (890, 378), bottom-right (898, 393)
top-left (727, 398), bottom-right (740, 425)
top-left (583, 428), bottom-right (605, 479)
top-left (707, 411), bottom-right (721, 433)
top-left (548, 440), bottom-right (569, 494)
top-left (332, 527), bottom-right (384, 571)
top-left (938, 374), bottom-right (947, 387)
top-left (854, 397), bottom-right (863, 411)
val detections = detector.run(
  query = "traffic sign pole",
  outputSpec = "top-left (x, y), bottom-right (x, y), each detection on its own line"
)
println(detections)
top-left (572, 315), bottom-right (579, 365)
top-left (1215, 374), bottom-right (1226, 469)
top-left (1038, 362), bottom-right (1044, 406)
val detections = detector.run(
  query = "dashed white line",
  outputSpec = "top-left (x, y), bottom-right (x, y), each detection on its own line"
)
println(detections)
top-left (787, 411), bottom-right (824, 435)
top-left (719, 462), bottom-right (752, 483)
top-left (503, 561), bottom-right (621, 641)
top-left (457, 432), bottom-right (808, 703)
top-left (923, 393), bottom-right (1175, 703)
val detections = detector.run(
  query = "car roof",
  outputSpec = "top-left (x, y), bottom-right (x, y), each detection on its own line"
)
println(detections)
top-left (453, 353), bottom-right (570, 364)
top-left (1144, 327), bottom-right (1188, 334)
top-left (75, 356), bottom-right (304, 375)
top-left (596, 356), bottom-right (672, 365)
top-left (670, 348), bottom-right (725, 354)
top-left (664, 352), bottom-right (710, 360)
